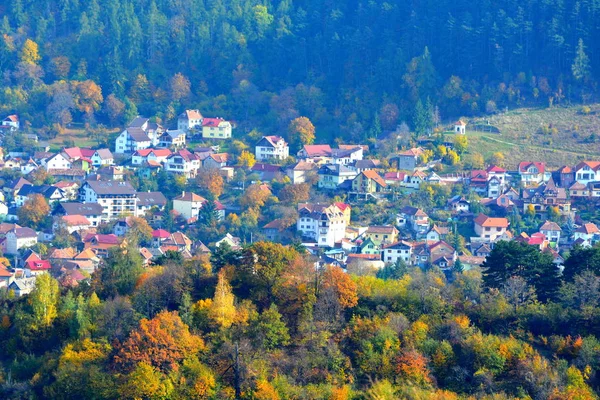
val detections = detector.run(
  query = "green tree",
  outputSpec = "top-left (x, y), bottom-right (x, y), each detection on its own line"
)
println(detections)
top-left (250, 303), bottom-right (290, 350)
top-left (481, 240), bottom-right (560, 301)
top-left (94, 243), bottom-right (144, 297)
top-left (572, 38), bottom-right (591, 82)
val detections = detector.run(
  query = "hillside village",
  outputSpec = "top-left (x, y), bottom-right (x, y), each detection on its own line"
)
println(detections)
top-left (0, 110), bottom-right (599, 295)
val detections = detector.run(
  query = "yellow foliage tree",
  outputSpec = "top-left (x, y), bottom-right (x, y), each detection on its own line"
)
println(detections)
top-left (29, 274), bottom-right (60, 329)
top-left (20, 38), bottom-right (41, 65)
top-left (254, 379), bottom-right (281, 400)
top-left (120, 362), bottom-right (174, 400)
top-left (288, 116), bottom-right (315, 150)
top-left (207, 270), bottom-right (237, 329)
top-left (238, 150), bottom-right (257, 168)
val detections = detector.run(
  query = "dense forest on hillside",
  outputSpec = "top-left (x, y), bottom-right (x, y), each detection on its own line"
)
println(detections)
top-left (0, 0), bottom-right (598, 140)
top-left (1, 241), bottom-right (600, 399)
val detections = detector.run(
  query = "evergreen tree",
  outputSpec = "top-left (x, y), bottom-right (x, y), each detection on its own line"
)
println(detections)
top-left (572, 38), bottom-right (591, 82)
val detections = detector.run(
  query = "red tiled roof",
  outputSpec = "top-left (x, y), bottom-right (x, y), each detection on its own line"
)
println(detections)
top-left (202, 118), bottom-right (226, 127)
top-left (302, 145), bottom-right (332, 157)
top-left (361, 170), bottom-right (387, 187)
top-left (152, 229), bottom-right (171, 238)
top-left (518, 161), bottom-right (545, 174)
top-left (26, 260), bottom-right (51, 271)
top-left (474, 213), bottom-right (509, 228)
top-left (576, 223), bottom-right (599, 234)
top-left (574, 161), bottom-right (600, 172)
top-left (61, 215), bottom-right (91, 226)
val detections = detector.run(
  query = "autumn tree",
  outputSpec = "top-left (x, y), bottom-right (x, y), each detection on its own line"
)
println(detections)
top-left (114, 310), bottom-right (205, 373)
top-left (119, 362), bottom-right (173, 399)
top-left (238, 150), bottom-right (256, 168)
top-left (453, 134), bottom-right (468, 154)
top-left (240, 183), bottom-right (271, 210)
top-left (321, 266), bottom-right (358, 309)
top-left (288, 116), bottom-right (315, 151)
top-left (278, 183), bottom-right (310, 204)
top-left (20, 38), bottom-right (40, 65)
top-left (124, 216), bottom-right (153, 245)
top-left (18, 193), bottom-right (50, 228)
top-left (49, 56), bottom-right (71, 79)
top-left (29, 274), bottom-right (60, 329)
top-left (207, 270), bottom-right (237, 329)
top-left (169, 72), bottom-right (191, 101)
top-left (197, 168), bottom-right (224, 198)
top-left (72, 80), bottom-right (104, 122)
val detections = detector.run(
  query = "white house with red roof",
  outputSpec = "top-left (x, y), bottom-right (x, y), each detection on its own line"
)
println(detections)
top-left (518, 161), bottom-right (548, 186)
top-left (297, 144), bottom-right (333, 162)
top-left (473, 213), bottom-right (509, 242)
top-left (177, 109), bottom-right (204, 132)
top-left (574, 161), bottom-right (600, 185)
top-left (164, 149), bottom-right (201, 178)
top-left (454, 120), bottom-right (466, 134)
top-left (539, 220), bottom-right (562, 243)
top-left (1, 114), bottom-right (19, 131)
top-left (255, 136), bottom-right (289, 161)
top-left (132, 148), bottom-right (172, 166)
top-left (25, 260), bottom-right (51, 276)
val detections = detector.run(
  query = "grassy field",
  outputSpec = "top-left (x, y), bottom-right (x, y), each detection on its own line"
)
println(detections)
top-left (46, 126), bottom-right (120, 151)
top-left (464, 104), bottom-right (600, 169)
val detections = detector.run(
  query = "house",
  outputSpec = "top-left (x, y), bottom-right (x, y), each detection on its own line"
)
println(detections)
top-left (297, 203), bottom-right (348, 247)
top-left (136, 192), bottom-right (167, 216)
top-left (173, 192), bottom-right (207, 221)
top-left (447, 196), bottom-right (470, 213)
top-left (405, 170), bottom-right (427, 189)
top-left (45, 152), bottom-right (72, 171)
top-left (335, 202), bottom-right (352, 226)
top-left (1, 114), bottom-right (19, 131)
top-left (473, 243), bottom-right (492, 258)
top-left (25, 260), bottom-right (51, 276)
top-left (473, 214), bottom-right (509, 242)
top-left (83, 234), bottom-right (122, 257)
top-left (426, 225), bottom-right (449, 243)
top-left (215, 233), bottom-right (242, 251)
top-left (8, 277), bottom-right (37, 296)
top-left (297, 145), bottom-right (333, 162)
top-left (454, 120), bottom-right (466, 134)
top-left (569, 182), bottom-right (590, 198)
top-left (391, 147), bottom-right (424, 171)
top-left (263, 219), bottom-right (288, 241)
top-left (331, 146), bottom-right (364, 165)
top-left (164, 149), bottom-right (201, 178)
top-left (286, 161), bottom-right (316, 184)
top-left (0, 265), bottom-right (13, 288)
top-left (57, 215), bottom-right (92, 234)
top-left (5, 177), bottom-right (32, 198)
top-left (351, 170), bottom-right (388, 194)
top-left (553, 166), bottom-right (574, 188)
top-left (177, 109), bottom-right (204, 132)
top-left (132, 148), bottom-right (172, 166)
top-left (201, 118), bottom-right (232, 139)
top-left (115, 127), bottom-right (151, 154)
top-left (4, 227), bottom-right (38, 254)
top-left (383, 172), bottom-right (408, 186)
top-left (203, 153), bottom-right (230, 169)
top-left (54, 181), bottom-right (80, 200)
top-left (114, 117), bottom-right (162, 154)
top-left (351, 159), bottom-right (381, 173)
top-left (573, 223), bottom-right (599, 247)
top-left (317, 164), bottom-right (357, 189)
top-left (251, 163), bottom-right (282, 181)
top-left (79, 180), bottom-right (138, 220)
top-left (429, 241), bottom-right (457, 269)
top-left (91, 149), bottom-right (114, 167)
top-left (363, 225), bottom-right (399, 245)
top-left (518, 161), bottom-right (548, 186)
top-left (574, 161), bottom-right (600, 185)
top-left (53, 202), bottom-right (104, 227)
top-left (381, 240), bottom-right (413, 264)
top-left (15, 184), bottom-right (65, 207)
top-left (522, 178), bottom-right (570, 214)
top-left (397, 206), bottom-right (430, 237)
top-left (255, 136), bottom-right (289, 161)
top-left (359, 236), bottom-right (382, 255)
top-left (158, 130), bottom-right (186, 149)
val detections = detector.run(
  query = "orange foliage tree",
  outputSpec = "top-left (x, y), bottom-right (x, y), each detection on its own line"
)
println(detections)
top-left (114, 311), bottom-right (205, 373)
top-left (197, 168), bottom-right (224, 198)
top-left (322, 266), bottom-right (358, 309)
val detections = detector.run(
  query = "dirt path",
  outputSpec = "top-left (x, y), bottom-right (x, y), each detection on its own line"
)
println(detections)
top-left (478, 134), bottom-right (600, 158)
